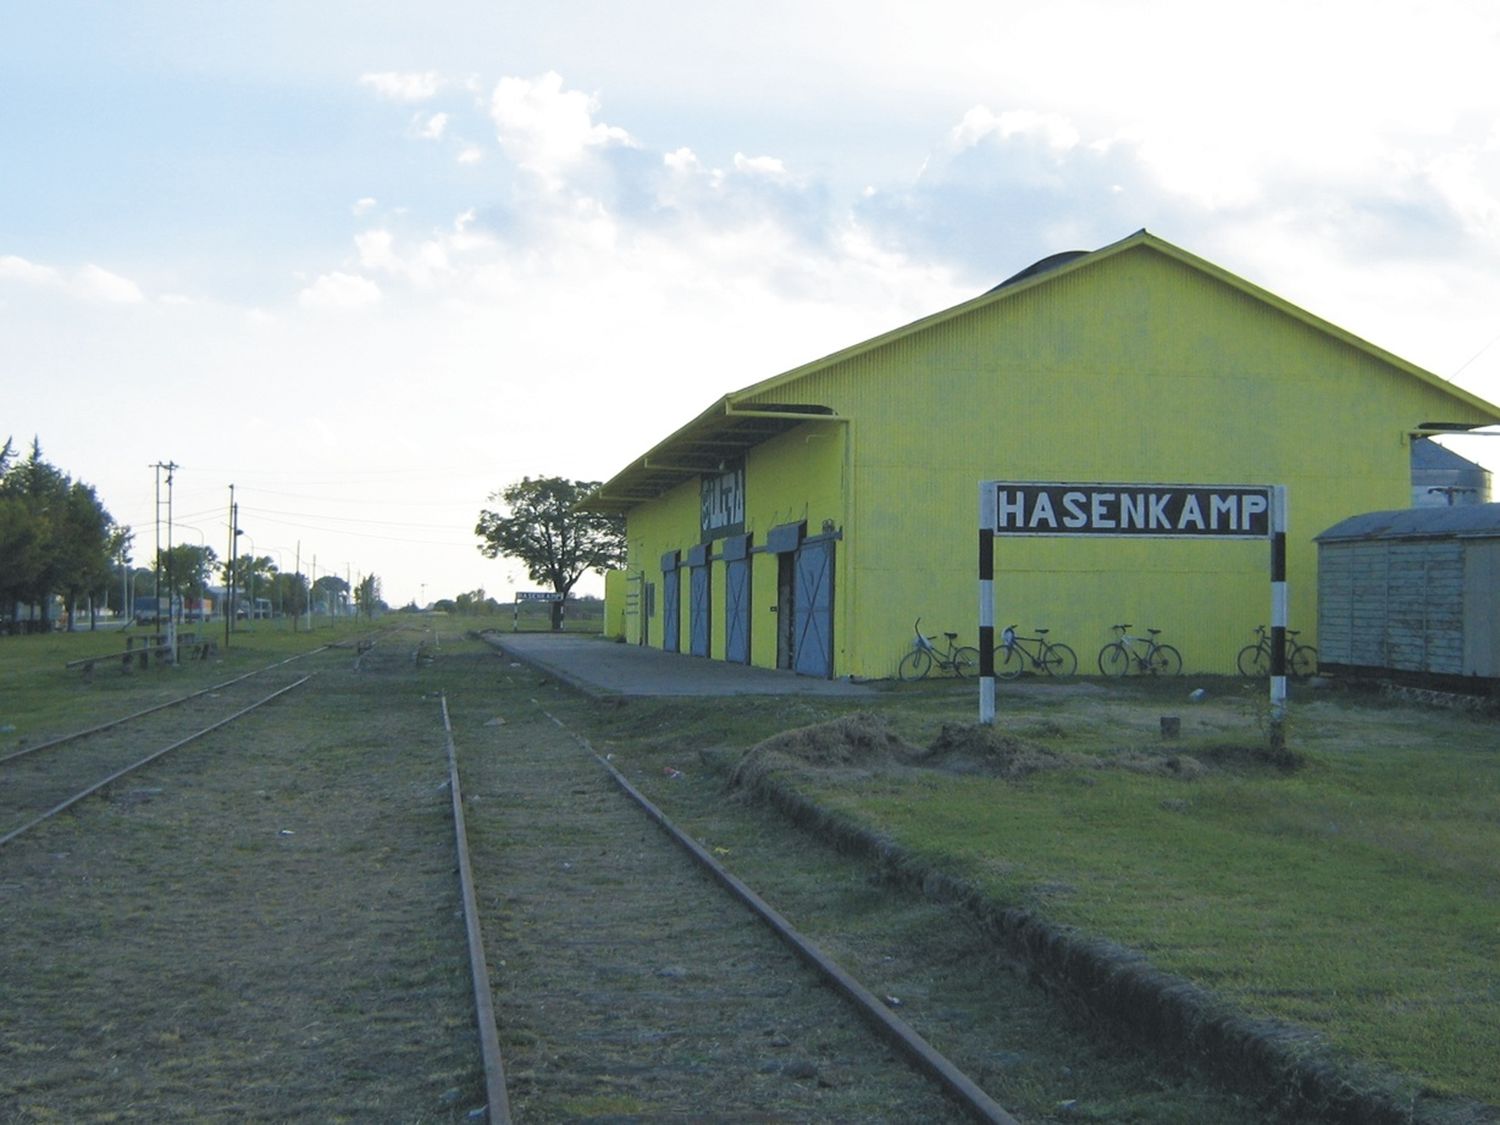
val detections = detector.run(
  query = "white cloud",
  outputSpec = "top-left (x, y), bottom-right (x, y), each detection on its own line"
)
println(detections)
top-left (950, 107), bottom-right (1080, 153)
top-left (354, 228), bottom-right (450, 286)
top-left (0, 254), bottom-right (62, 287)
top-left (417, 111), bottom-right (448, 140)
top-left (488, 71), bottom-right (634, 183)
top-left (352, 197), bottom-right (378, 216)
top-left (297, 271), bottom-right (382, 308)
top-left (457, 145), bottom-right (483, 164)
top-left (359, 71), bottom-right (442, 102)
top-left (732, 153), bottom-right (793, 181)
top-left (75, 263), bottom-right (145, 303)
top-left (0, 255), bottom-right (145, 303)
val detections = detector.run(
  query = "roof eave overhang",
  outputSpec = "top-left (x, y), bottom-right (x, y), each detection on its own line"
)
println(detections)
top-left (579, 398), bottom-right (844, 513)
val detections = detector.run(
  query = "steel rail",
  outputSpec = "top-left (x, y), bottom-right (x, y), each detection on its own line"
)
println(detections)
top-left (0, 674), bottom-right (313, 850)
top-left (0, 648), bottom-right (332, 766)
top-left (536, 705), bottom-right (1020, 1125)
top-left (439, 694), bottom-right (513, 1124)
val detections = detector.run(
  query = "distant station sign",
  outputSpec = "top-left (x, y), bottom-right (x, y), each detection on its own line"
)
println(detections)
top-left (984, 481), bottom-right (1272, 540)
top-left (515, 591), bottom-right (563, 602)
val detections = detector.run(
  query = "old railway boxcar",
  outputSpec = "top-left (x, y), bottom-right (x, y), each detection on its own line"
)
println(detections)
top-left (1316, 504), bottom-right (1500, 684)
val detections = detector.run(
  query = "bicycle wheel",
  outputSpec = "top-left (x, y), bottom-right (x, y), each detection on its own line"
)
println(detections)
top-left (1149, 644), bottom-right (1183, 676)
top-left (1237, 643), bottom-right (1269, 677)
top-left (1098, 642), bottom-right (1130, 676)
top-left (951, 646), bottom-right (981, 677)
top-left (898, 648), bottom-right (932, 681)
top-left (1041, 642), bottom-right (1077, 677)
top-left (994, 645), bottom-right (1026, 680)
top-left (1290, 644), bottom-right (1318, 678)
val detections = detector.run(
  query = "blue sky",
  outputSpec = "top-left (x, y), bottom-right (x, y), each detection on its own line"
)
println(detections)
top-left (5, 1), bottom-right (1500, 606)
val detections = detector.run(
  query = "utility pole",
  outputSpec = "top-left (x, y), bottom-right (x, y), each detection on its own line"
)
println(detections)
top-left (225, 484), bottom-right (236, 649)
top-left (152, 461), bottom-right (179, 661)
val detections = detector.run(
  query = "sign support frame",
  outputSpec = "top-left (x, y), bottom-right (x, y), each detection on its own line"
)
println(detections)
top-left (979, 481), bottom-right (1288, 743)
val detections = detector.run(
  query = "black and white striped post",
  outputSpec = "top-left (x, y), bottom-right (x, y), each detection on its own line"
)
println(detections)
top-left (972, 510), bottom-right (996, 723)
top-left (1268, 485), bottom-right (1288, 747)
top-left (979, 485), bottom-right (997, 724)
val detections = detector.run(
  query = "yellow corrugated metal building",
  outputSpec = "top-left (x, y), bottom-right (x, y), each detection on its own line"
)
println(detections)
top-left (586, 231), bottom-right (1500, 678)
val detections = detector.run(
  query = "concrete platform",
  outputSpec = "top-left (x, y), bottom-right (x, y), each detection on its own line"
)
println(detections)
top-left (481, 631), bottom-right (878, 698)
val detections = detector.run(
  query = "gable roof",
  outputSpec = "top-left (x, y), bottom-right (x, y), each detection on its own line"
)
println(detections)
top-left (585, 230), bottom-right (1500, 512)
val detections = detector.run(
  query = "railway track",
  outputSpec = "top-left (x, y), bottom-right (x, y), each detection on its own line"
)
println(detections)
top-left (2, 628), bottom-right (1264, 1120)
top-left (441, 659), bottom-right (1021, 1122)
top-left (0, 664), bottom-right (315, 848)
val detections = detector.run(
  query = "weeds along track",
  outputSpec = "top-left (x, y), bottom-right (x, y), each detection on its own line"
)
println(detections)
top-left (0, 665), bottom-right (315, 848)
top-left (445, 658), bottom-right (1017, 1123)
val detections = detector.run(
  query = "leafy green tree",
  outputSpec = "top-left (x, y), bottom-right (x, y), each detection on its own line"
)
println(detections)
top-left (0, 438), bottom-right (121, 631)
top-left (159, 544), bottom-right (218, 600)
top-left (354, 573), bottom-right (382, 619)
top-left (312, 574), bottom-right (349, 616)
top-left (222, 553), bottom-right (276, 617)
top-left (273, 571), bottom-right (309, 626)
top-left (96, 524), bottom-right (134, 624)
top-left (475, 476), bottom-right (626, 630)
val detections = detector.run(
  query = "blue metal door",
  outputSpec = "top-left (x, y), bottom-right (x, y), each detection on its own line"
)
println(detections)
top-left (662, 567), bottom-right (680, 653)
top-left (689, 564), bottom-right (710, 657)
top-left (793, 538), bottom-right (834, 678)
top-left (725, 556), bottom-right (750, 664)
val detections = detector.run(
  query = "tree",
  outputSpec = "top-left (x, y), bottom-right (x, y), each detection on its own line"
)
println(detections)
top-left (312, 574), bottom-right (349, 616)
top-left (272, 571), bottom-right (309, 626)
top-left (355, 573), bottom-right (382, 619)
top-left (223, 553), bottom-right (275, 617)
top-left (475, 476), bottom-right (626, 630)
top-left (0, 438), bottom-right (121, 632)
top-left (159, 544), bottom-right (218, 600)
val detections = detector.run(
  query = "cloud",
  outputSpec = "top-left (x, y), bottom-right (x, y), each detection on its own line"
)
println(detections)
top-left (487, 71), bottom-right (634, 184)
top-left (951, 108), bottom-right (1080, 154)
top-left (359, 71), bottom-right (442, 102)
top-left (732, 153), bottom-right (793, 180)
top-left (75, 263), bottom-right (145, 303)
top-left (1, 254), bottom-right (144, 303)
top-left (297, 271), bottom-right (382, 309)
top-left (352, 197), bottom-right (378, 216)
top-left (0, 254), bottom-right (62, 288)
top-left (416, 112), bottom-right (448, 140)
top-left (353, 228), bottom-right (449, 286)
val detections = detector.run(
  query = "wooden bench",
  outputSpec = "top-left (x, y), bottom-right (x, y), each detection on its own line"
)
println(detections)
top-left (67, 643), bottom-right (165, 679)
top-left (66, 633), bottom-right (217, 679)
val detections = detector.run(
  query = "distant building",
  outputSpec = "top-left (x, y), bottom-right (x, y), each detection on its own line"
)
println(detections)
top-left (1411, 437), bottom-right (1491, 507)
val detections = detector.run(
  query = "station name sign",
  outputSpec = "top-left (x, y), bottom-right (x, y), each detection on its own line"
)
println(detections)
top-left (701, 459), bottom-right (746, 542)
top-left (516, 590), bottom-right (563, 602)
top-left (984, 481), bottom-right (1272, 539)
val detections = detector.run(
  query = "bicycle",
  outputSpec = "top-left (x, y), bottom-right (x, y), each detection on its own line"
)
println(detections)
top-left (994, 625), bottom-right (1077, 679)
top-left (1237, 625), bottom-right (1317, 678)
top-left (898, 619), bottom-right (980, 680)
top-left (1097, 623), bottom-right (1183, 676)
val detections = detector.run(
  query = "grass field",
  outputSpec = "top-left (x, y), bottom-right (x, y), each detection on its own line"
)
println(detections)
top-left (4, 624), bottom-right (1497, 1112)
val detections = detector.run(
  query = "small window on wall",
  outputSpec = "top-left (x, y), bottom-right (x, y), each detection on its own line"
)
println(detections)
top-left (644, 583), bottom-right (656, 618)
